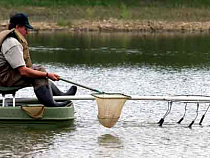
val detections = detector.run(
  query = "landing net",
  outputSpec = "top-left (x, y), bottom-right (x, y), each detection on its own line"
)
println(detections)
top-left (92, 93), bottom-right (131, 128)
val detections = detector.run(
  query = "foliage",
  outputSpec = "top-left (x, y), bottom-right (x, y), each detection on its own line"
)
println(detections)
top-left (0, 0), bottom-right (137, 7)
top-left (1, 0), bottom-right (210, 8)
top-left (57, 19), bottom-right (72, 27)
top-left (1, 0), bottom-right (210, 24)
top-left (120, 3), bottom-right (132, 19)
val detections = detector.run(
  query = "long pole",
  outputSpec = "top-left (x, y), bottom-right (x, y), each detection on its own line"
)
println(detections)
top-left (60, 78), bottom-right (103, 93)
top-left (10, 95), bottom-right (210, 103)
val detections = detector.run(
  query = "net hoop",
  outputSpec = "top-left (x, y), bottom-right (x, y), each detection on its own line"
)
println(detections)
top-left (92, 93), bottom-right (131, 99)
top-left (92, 93), bottom-right (131, 128)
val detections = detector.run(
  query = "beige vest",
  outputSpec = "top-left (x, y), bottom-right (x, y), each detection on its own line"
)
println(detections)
top-left (0, 29), bottom-right (32, 68)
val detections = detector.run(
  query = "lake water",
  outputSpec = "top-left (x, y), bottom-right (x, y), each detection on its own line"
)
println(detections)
top-left (1, 32), bottom-right (210, 157)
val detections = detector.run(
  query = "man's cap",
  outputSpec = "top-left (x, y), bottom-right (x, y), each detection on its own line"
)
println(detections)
top-left (10, 13), bottom-right (33, 29)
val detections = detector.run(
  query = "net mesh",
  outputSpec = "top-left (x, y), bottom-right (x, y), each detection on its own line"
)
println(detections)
top-left (92, 93), bottom-right (130, 128)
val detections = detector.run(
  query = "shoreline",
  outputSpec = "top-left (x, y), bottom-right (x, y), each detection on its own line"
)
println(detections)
top-left (1, 4), bottom-right (210, 34)
top-left (1, 19), bottom-right (210, 33)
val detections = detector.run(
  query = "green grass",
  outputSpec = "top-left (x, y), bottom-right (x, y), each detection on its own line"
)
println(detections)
top-left (57, 18), bottom-right (72, 27)
top-left (1, 0), bottom-right (210, 27)
top-left (0, 0), bottom-right (136, 7)
top-left (1, 5), bottom-right (210, 23)
top-left (1, 0), bottom-right (210, 8)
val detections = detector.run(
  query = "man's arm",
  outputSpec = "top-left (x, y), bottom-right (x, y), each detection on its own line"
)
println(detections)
top-left (17, 66), bottom-right (60, 81)
top-left (2, 38), bottom-right (60, 81)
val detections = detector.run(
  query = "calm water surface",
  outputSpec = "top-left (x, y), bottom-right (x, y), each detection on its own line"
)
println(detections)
top-left (2, 32), bottom-right (210, 157)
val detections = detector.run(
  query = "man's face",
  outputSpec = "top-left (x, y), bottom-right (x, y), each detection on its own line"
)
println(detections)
top-left (16, 25), bottom-right (28, 37)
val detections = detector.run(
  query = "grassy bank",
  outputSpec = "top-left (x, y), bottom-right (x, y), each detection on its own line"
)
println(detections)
top-left (1, 0), bottom-right (210, 8)
top-left (1, 5), bottom-right (210, 22)
top-left (1, 0), bottom-right (210, 21)
top-left (1, 1), bottom-right (210, 32)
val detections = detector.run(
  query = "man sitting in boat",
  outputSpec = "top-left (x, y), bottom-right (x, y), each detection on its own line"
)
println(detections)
top-left (0, 13), bottom-right (77, 107)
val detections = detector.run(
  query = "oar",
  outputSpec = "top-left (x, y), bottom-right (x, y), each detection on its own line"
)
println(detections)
top-left (60, 78), bottom-right (104, 93)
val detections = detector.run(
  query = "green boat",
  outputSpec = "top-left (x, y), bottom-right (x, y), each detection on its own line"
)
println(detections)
top-left (0, 106), bottom-right (74, 126)
top-left (0, 86), bottom-right (75, 127)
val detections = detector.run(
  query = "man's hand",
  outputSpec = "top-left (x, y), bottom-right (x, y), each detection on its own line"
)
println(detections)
top-left (48, 73), bottom-right (60, 81)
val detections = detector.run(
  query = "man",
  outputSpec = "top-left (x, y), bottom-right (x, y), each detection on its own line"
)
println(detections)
top-left (0, 13), bottom-right (77, 107)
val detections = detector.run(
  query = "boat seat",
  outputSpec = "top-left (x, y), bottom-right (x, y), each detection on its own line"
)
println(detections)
top-left (0, 86), bottom-right (23, 107)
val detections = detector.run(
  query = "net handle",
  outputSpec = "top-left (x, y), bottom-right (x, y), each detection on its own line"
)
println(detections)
top-left (60, 78), bottom-right (104, 93)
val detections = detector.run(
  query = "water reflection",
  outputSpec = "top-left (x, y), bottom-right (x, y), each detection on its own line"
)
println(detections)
top-left (0, 124), bottom-right (75, 157)
top-left (98, 134), bottom-right (124, 148)
top-left (28, 32), bottom-right (210, 68)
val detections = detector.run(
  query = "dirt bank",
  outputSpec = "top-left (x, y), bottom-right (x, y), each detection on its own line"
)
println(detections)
top-left (1, 19), bottom-right (210, 33)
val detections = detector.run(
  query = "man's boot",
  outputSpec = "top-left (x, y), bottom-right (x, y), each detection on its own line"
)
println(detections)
top-left (34, 84), bottom-right (72, 107)
top-left (50, 82), bottom-right (77, 96)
